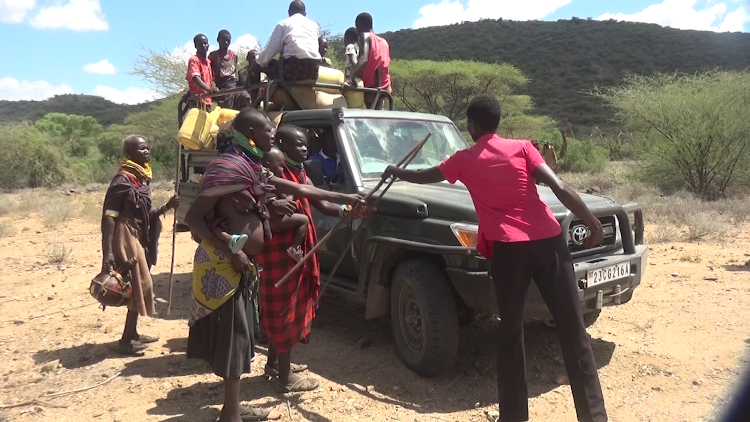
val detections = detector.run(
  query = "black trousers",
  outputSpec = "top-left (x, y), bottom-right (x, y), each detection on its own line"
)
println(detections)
top-left (491, 234), bottom-right (607, 422)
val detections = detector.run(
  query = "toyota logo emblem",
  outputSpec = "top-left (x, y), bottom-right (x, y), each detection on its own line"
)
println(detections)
top-left (570, 225), bottom-right (589, 246)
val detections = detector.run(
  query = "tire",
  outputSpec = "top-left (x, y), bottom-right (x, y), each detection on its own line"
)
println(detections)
top-left (582, 310), bottom-right (601, 327)
top-left (390, 259), bottom-right (459, 377)
top-left (454, 294), bottom-right (478, 326)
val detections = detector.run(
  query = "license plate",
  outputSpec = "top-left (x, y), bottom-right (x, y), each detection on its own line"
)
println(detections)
top-left (587, 261), bottom-right (630, 286)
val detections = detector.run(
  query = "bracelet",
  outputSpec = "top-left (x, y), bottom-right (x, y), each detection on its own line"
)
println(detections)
top-left (339, 204), bottom-right (352, 217)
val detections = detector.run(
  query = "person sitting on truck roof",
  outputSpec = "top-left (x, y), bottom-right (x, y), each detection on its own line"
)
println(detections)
top-left (382, 94), bottom-right (609, 422)
top-left (318, 37), bottom-right (332, 67)
top-left (343, 27), bottom-right (359, 82)
top-left (208, 30), bottom-right (252, 110)
top-left (308, 127), bottom-right (343, 184)
top-left (237, 50), bottom-right (261, 104)
top-left (256, 0), bottom-right (321, 82)
top-left (186, 34), bottom-right (218, 110)
top-left (346, 13), bottom-right (391, 109)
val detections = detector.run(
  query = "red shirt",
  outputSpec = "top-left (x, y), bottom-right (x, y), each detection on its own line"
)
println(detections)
top-left (439, 134), bottom-right (562, 259)
top-left (360, 32), bottom-right (391, 89)
top-left (186, 54), bottom-right (214, 106)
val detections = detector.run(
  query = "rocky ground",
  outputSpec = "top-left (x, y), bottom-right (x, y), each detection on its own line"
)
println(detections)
top-left (0, 187), bottom-right (749, 422)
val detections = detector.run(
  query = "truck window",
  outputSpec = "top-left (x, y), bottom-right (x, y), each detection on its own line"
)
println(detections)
top-left (342, 118), bottom-right (469, 180)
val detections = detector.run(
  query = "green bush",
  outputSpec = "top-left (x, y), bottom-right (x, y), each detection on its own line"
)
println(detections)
top-left (0, 123), bottom-right (68, 189)
top-left (596, 70), bottom-right (750, 200)
top-left (558, 138), bottom-right (609, 173)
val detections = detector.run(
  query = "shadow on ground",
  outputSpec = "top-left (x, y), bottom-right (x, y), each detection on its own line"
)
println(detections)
top-left (33, 341), bottom-right (145, 370)
top-left (725, 264), bottom-right (750, 272)
top-left (253, 290), bottom-right (616, 417)
top-left (146, 378), bottom-right (332, 421)
top-left (152, 271), bottom-right (193, 321)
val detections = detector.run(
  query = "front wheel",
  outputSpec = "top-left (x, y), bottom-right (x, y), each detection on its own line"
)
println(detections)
top-left (390, 259), bottom-right (459, 377)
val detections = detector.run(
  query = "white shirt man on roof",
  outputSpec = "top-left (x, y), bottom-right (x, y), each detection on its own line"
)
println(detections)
top-left (257, 0), bottom-right (321, 82)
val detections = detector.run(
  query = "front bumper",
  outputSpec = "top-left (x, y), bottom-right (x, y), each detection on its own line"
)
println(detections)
top-left (445, 202), bottom-right (648, 319)
top-left (445, 244), bottom-right (648, 318)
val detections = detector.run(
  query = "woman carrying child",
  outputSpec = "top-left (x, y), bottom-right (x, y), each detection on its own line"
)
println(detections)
top-left (185, 110), bottom-right (362, 422)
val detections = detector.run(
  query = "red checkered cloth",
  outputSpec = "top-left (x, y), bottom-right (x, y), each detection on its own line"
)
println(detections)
top-left (256, 164), bottom-right (320, 353)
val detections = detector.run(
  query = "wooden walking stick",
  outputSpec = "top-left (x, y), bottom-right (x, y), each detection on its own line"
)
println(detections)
top-left (274, 133), bottom-right (432, 288)
top-left (166, 142), bottom-right (180, 316)
top-left (316, 133), bottom-right (430, 304)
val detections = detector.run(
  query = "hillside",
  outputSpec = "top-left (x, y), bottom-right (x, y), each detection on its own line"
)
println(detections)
top-left (0, 94), bottom-right (158, 127)
top-left (382, 18), bottom-right (750, 133)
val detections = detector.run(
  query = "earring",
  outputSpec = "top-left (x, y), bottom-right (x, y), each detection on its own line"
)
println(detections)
top-left (249, 139), bottom-right (256, 146)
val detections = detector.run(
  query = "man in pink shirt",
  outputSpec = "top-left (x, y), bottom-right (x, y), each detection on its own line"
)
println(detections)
top-left (383, 94), bottom-right (608, 422)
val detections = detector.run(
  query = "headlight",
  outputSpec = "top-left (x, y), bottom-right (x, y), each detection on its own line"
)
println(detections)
top-left (450, 222), bottom-right (478, 248)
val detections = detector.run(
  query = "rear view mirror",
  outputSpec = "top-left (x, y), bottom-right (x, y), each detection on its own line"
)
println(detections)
top-left (305, 160), bottom-right (325, 186)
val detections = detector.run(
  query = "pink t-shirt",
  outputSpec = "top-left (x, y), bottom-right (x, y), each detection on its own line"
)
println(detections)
top-left (439, 134), bottom-right (562, 259)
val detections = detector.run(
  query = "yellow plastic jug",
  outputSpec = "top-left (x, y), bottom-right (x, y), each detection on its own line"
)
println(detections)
top-left (210, 106), bottom-right (239, 125)
top-left (344, 79), bottom-right (366, 109)
top-left (315, 67), bottom-right (345, 94)
top-left (177, 108), bottom-right (214, 150)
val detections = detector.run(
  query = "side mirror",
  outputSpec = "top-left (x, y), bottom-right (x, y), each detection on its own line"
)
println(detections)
top-left (304, 159), bottom-right (325, 186)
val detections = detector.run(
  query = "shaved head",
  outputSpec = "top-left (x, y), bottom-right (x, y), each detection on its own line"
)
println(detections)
top-left (288, 0), bottom-right (305, 16)
top-left (123, 135), bottom-right (145, 156)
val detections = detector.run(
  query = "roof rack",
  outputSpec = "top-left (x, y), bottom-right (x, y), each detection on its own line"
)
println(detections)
top-left (179, 78), bottom-right (393, 126)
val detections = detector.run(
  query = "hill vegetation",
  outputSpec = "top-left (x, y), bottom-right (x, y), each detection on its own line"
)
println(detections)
top-left (0, 94), bottom-right (158, 127)
top-left (381, 18), bottom-right (750, 134)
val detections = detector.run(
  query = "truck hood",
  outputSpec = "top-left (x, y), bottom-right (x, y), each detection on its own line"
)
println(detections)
top-left (364, 180), bottom-right (616, 222)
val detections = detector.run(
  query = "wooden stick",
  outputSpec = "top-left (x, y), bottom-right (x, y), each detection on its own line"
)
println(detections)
top-left (286, 400), bottom-right (294, 421)
top-left (167, 141), bottom-right (181, 316)
top-left (0, 372), bottom-right (121, 409)
top-left (316, 134), bottom-right (430, 303)
top-left (274, 133), bottom-right (432, 288)
top-left (43, 372), bottom-right (122, 398)
top-left (0, 398), bottom-right (67, 410)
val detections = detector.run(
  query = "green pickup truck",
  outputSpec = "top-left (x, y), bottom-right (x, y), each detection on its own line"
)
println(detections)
top-left (175, 106), bottom-right (648, 377)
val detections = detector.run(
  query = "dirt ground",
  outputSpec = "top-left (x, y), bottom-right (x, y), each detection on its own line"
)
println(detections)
top-left (1, 187), bottom-right (749, 422)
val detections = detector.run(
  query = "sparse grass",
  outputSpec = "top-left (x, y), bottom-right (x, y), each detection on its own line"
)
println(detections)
top-left (0, 220), bottom-right (15, 238)
top-left (685, 211), bottom-right (727, 242)
top-left (561, 164), bottom-right (749, 244)
top-left (648, 224), bottom-right (680, 244)
top-left (152, 190), bottom-right (172, 210)
top-left (44, 241), bottom-right (72, 265)
top-left (40, 198), bottom-right (77, 228)
top-left (679, 254), bottom-right (703, 263)
top-left (16, 189), bottom-right (48, 214)
top-left (0, 194), bottom-right (15, 215)
top-left (79, 197), bottom-right (103, 224)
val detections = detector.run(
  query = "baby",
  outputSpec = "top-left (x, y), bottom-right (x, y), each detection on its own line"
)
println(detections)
top-left (262, 147), bottom-right (310, 262)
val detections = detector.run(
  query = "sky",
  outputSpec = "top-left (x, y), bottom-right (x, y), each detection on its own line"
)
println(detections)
top-left (0, 0), bottom-right (748, 105)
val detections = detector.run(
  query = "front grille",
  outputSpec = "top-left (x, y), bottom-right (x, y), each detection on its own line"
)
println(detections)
top-left (567, 216), bottom-right (616, 253)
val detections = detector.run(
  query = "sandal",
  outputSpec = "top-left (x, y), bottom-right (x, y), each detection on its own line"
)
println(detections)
top-left (275, 377), bottom-right (319, 393)
top-left (264, 363), bottom-right (308, 377)
top-left (115, 339), bottom-right (146, 356)
top-left (135, 334), bottom-right (159, 344)
top-left (217, 406), bottom-right (271, 422)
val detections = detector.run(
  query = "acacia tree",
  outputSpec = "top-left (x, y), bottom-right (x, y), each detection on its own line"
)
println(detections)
top-left (34, 113), bottom-right (103, 157)
top-left (390, 59), bottom-right (554, 138)
top-left (596, 70), bottom-right (750, 200)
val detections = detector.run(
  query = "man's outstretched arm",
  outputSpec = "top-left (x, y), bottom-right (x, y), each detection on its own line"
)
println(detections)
top-left (382, 165), bottom-right (445, 184)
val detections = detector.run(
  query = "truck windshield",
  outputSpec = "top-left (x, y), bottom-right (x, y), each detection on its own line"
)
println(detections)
top-left (343, 118), bottom-right (470, 180)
